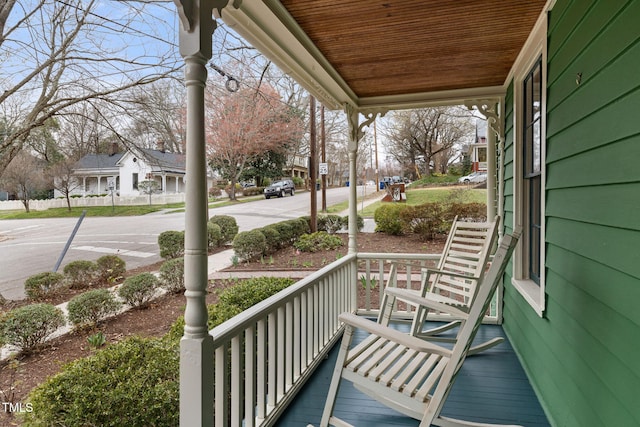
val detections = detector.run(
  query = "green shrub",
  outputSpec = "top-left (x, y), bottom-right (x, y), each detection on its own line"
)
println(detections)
top-left (446, 202), bottom-right (488, 222)
top-left (167, 277), bottom-right (294, 342)
top-left (207, 222), bottom-right (223, 250)
top-left (273, 221), bottom-right (295, 247)
top-left (63, 260), bottom-right (97, 289)
top-left (0, 303), bottom-right (65, 352)
top-left (241, 186), bottom-right (265, 196)
top-left (95, 255), bottom-right (126, 285)
top-left (67, 289), bottom-right (121, 328)
top-left (24, 272), bottom-right (65, 299)
top-left (118, 273), bottom-right (159, 308)
top-left (317, 214), bottom-right (344, 234)
top-left (158, 230), bottom-right (185, 259)
top-left (290, 218), bottom-right (310, 238)
top-left (232, 230), bottom-right (267, 262)
top-left (260, 226), bottom-right (281, 255)
top-left (399, 203), bottom-right (448, 240)
top-left (159, 258), bottom-right (184, 293)
top-left (208, 186), bottom-right (223, 198)
top-left (374, 203), bottom-right (409, 235)
top-left (294, 231), bottom-right (344, 253)
top-left (209, 215), bottom-right (239, 244)
top-left (24, 336), bottom-right (178, 427)
top-left (341, 214), bottom-right (365, 232)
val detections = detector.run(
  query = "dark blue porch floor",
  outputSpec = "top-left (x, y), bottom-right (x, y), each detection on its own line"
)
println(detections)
top-left (278, 321), bottom-right (550, 427)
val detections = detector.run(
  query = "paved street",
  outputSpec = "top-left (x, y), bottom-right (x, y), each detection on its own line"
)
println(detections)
top-left (0, 185), bottom-right (375, 299)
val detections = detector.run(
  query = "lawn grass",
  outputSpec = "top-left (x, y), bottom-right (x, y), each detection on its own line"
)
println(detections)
top-left (0, 205), bottom-right (167, 219)
top-left (359, 186), bottom-right (487, 217)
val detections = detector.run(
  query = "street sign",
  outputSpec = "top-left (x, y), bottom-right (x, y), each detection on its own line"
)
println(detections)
top-left (319, 162), bottom-right (328, 175)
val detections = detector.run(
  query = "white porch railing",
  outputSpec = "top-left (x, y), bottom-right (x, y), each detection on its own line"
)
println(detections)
top-left (209, 251), bottom-right (502, 426)
top-left (210, 254), bottom-right (357, 427)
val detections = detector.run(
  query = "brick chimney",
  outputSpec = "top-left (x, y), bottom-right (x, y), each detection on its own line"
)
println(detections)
top-left (157, 140), bottom-right (165, 153)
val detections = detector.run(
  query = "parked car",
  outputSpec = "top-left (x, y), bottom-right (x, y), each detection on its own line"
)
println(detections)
top-left (458, 172), bottom-right (488, 184)
top-left (264, 179), bottom-right (295, 199)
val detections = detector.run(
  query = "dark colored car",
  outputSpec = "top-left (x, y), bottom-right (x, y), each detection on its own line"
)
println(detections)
top-left (264, 179), bottom-right (295, 199)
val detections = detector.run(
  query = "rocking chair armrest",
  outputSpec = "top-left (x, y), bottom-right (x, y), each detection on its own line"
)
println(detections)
top-left (338, 312), bottom-right (452, 357)
top-left (421, 267), bottom-right (481, 282)
top-left (384, 288), bottom-right (469, 319)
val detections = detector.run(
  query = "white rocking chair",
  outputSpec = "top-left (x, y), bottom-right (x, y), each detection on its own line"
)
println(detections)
top-left (379, 217), bottom-right (501, 355)
top-left (318, 230), bottom-right (521, 427)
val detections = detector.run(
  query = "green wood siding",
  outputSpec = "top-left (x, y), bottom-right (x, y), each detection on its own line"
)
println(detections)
top-left (502, 1), bottom-right (640, 426)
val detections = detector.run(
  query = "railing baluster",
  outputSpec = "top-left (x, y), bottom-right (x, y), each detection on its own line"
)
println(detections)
top-left (245, 325), bottom-right (256, 427)
top-left (277, 306), bottom-right (285, 401)
top-left (293, 295), bottom-right (301, 381)
top-left (214, 343), bottom-right (229, 426)
top-left (267, 311), bottom-right (276, 411)
top-left (231, 335), bottom-right (242, 425)
top-left (256, 319), bottom-right (266, 422)
top-left (285, 301), bottom-right (293, 390)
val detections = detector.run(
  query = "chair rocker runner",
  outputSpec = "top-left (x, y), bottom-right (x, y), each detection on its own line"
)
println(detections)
top-left (379, 217), bottom-right (501, 355)
top-left (318, 230), bottom-right (521, 427)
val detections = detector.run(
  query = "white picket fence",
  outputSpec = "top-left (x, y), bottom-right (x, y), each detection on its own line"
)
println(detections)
top-left (0, 194), bottom-right (186, 211)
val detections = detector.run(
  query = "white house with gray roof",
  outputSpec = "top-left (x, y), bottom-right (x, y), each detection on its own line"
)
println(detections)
top-left (58, 147), bottom-right (189, 198)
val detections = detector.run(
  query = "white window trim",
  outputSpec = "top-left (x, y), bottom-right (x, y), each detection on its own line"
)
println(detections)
top-left (510, 12), bottom-right (547, 317)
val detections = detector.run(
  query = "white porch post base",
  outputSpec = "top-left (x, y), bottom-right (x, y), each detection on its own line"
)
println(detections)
top-left (180, 337), bottom-right (215, 425)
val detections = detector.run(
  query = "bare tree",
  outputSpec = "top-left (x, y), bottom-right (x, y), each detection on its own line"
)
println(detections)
top-left (383, 107), bottom-right (475, 178)
top-left (47, 157), bottom-right (82, 210)
top-left (126, 79), bottom-right (186, 153)
top-left (0, 0), bottom-right (181, 177)
top-left (0, 151), bottom-right (47, 212)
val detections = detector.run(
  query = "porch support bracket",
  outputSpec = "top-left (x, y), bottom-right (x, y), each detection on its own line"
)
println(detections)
top-left (345, 104), bottom-right (385, 254)
top-left (464, 98), bottom-right (505, 241)
top-left (173, 0), bottom-right (239, 425)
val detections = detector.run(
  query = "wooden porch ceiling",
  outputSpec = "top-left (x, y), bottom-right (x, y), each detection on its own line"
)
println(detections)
top-left (220, 0), bottom-right (548, 111)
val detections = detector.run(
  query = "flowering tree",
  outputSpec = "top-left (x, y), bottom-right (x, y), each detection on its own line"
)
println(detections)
top-left (205, 84), bottom-right (303, 200)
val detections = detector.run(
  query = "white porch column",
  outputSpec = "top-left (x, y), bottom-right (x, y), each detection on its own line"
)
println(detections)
top-left (174, 0), bottom-right (216, 425)
top-left (82, 177), bottom-right (86, 197)
top-left (486, 122), bottom-right (497, 220)
top-left (97, 176), bottom-right (101, 195)
top-left (345, 105), bottom-right (381, 254)
top-left (162, 174), bottom-right (167, 194)
top-left (465, 99), bottom-right (504, 230)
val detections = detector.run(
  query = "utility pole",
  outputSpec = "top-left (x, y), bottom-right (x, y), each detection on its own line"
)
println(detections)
top-left (374, 120), bottom-right (380, 191)
top-left (321, 104), bottom-right (327, 212)
top-left (309, 96), bottom-right (317, 232)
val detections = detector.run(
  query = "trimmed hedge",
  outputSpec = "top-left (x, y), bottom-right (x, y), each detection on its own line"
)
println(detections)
top-left (294, 231), bottom-right (343, 253)
top-left (95, 255), bottom-right (126, 285)
top-left (207, 222), bottom-right (222, 250)
top-left (158, 230), bottom-right (185, 259)
top-left (232, 230), bottom-right (267, 262)
top-left (167, 276), bottom-right (294, 342)
top-left (63, 260), bottom-right (97, 289)
top-left (117, 273), bottom-right (159, 308)
top-left (374, 201), bottom-right (488, 239)
top-left (24, 272), bottom-right (66, 300)
top-left (0, 303), bottom-right (65, 353)
top-left (159, 258), bottom-right (184, 293)
top-left (24, 337), bottom-right (179, 427)
top-left (67, 289), bottom-right (121, 328)
top-left (374, 204), bottom-right (408, 235)
top-left (209, 215), bottom-right (239, 244)
top-left (399, 203), bottom-right (447, 240)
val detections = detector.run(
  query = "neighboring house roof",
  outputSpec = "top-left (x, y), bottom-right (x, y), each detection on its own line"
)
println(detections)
top-left (74, 149), bottom-right (187, 176)
top-left (73, 153), bottom-right (124, 174)
top-left (137, 148), bottom-right (186, 175)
